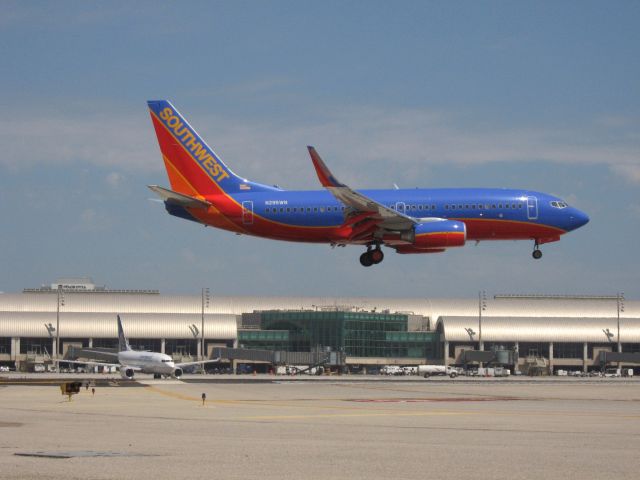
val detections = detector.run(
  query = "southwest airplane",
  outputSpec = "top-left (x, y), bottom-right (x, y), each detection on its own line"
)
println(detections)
top-left (59, 316), bottom-right (220, 379)
top-left (147, 100), bottom-right (589, 266)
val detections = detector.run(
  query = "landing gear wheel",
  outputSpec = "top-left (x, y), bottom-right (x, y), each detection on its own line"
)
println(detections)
top-left (360, 251), bottom-right (374, 267)
top-left (532, 249), bottom-right (542, 260)
top-left (370, 249), bottom-right (384, 264)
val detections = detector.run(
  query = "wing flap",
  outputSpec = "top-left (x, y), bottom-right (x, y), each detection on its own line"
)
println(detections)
top-left (53, 359), bottom-right (122, 368)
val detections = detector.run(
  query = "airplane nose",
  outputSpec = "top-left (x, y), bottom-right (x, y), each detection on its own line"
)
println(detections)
top-left (570, 209), bottom-right (589, 229)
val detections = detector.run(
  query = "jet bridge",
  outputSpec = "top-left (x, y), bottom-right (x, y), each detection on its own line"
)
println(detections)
top-left (599, 351), bottom-right (640, 367)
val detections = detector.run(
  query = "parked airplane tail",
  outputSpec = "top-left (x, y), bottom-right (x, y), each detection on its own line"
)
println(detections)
top-left (117, 315), bottom-right (131, 352)
top-left (147, 100), bottom-right (279, 196)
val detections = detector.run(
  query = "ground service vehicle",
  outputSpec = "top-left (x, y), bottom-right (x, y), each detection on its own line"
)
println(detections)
top-left (417, 365), bottom-right (458, 378)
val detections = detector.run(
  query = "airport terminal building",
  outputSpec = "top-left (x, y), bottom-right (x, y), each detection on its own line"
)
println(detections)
top-left (1, 279), bottom-right (638, 374)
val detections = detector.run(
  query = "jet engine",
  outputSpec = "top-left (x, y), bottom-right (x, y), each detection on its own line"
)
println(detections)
top-left (173, 367), bottom-right (183, 378)
top-left (401, 220), bottom-right (466, 249)
top-left (121, 368), bottom-right (135, 380)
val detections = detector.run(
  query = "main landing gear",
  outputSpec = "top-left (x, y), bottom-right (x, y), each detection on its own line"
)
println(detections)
top-left (360, 246), bottom-right (384, 267)
top-left (532, 242), bottom-right (543, 260)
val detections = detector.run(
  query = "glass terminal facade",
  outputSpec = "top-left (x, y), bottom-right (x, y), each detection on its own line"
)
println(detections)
top-left (238, 311), bottom-right (440, 359)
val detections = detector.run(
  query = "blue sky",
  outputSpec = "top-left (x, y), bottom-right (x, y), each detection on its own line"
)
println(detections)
top-left (0, 1), bottom-right (638, 299)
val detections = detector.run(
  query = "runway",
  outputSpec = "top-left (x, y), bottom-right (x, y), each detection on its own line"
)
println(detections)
top-left (1, 377), bottom-right (639, 480)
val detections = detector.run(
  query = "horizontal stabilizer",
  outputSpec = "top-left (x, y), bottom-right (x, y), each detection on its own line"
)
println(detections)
top-left (148, 185), bottom-right (211, 209)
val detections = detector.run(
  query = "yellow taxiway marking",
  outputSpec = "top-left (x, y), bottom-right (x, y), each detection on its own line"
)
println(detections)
top-left (144, 385), bottom-right (213, 405)
top-left (239, 411), bottom-right (474, 421)
top-left (142, 386), bottom-right (640, 420)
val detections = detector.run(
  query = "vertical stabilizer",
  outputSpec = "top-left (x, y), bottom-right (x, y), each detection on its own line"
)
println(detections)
top-left (117, 315), bottom-right (131, 352)
top-left (147, 100), bottom-right (279, 197)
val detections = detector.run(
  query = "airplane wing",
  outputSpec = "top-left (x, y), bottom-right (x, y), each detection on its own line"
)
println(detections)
top-left (308, 146), bottom-right (417, 232)
top-left (53, 359), bottom-right (128, 369)
top-left (175, 358), bottom-right (221, 368)
top-left (71, 347), bottom-right (119, 358)
top-left (147, 185), bottom-right (212, 209)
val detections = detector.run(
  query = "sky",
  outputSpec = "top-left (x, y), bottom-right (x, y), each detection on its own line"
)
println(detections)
top-left (0, 1), bottom-right (638, 299)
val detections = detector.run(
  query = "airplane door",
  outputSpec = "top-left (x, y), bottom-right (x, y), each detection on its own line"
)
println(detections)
top-left (527, 196), bottom-right (538, 220)
top-left (242, 201), bottom-right (254, 225)
top-left (395, 202), bottom-right (406, 215)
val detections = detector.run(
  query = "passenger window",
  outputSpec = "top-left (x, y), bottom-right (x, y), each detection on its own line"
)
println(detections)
top-left (313, 207), bottom-right (318, 212)
top-left (279, 208), bottom-right (284, 213)
top-left (320, 207), bottom-right (325, 213)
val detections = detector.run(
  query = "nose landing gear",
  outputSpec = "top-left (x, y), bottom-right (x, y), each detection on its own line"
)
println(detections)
top-left (359, 246), bottom-right (384, 267)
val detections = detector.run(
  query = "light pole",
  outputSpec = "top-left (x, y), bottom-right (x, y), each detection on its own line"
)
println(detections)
top-left (55, 285), bottom-right (65, 373)
top-left (201, 288), bottom-right (210, 368)
top-left (478, 290), bottom-right (487, 368)
top-left (617, 293), bottom-right (625, 368)
top-left (617, 293), bottom-right (624, 353)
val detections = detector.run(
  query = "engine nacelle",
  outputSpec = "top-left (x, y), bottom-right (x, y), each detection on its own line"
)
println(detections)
top-left (121, 368), bottom-right (135, 380)
top-left (402, 220), bottom-right (466, 249)
top-left (173, 367), bottom-right (183, 378)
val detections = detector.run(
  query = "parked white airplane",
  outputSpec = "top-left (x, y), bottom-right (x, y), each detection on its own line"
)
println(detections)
top-left (59, 315), bottom-right (220, 379)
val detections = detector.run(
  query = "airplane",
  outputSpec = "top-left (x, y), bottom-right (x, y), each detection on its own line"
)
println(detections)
top-left (147, 100), bottom-right (589, 267)
top-left (58, 316), bottom-right (220, 380)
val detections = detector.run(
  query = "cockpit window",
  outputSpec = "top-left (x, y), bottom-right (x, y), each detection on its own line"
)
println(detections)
top-left (550, 201), bottom-right (568, 209)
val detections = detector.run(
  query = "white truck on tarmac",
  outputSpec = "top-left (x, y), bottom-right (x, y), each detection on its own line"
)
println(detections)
top-left (417, 365), bottom-right (458, 378)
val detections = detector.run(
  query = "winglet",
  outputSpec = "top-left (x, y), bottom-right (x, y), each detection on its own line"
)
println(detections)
top-left (308, 146), bottom-right (345, 188)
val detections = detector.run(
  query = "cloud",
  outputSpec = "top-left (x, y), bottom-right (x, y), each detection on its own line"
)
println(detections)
top-left (75, 208), bottom-right (112, 232)
top-left (629, 203), bottom-right (640, 219)
top-left (105, 172), bottom-right (124, 189)
top-left (0, 111), bottom-right (158, 172)
top-left (611, 164), bottom-right (640, 185)
top-left (180, 248), bottom-right (198, 265)
top-left (1, 104), bottom-right (637, 187)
